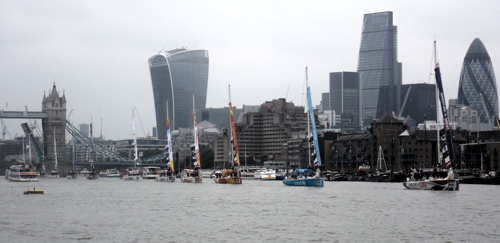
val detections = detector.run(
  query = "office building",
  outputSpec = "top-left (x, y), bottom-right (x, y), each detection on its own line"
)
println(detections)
top-left (329, 72), bottom-right (361, 129)
top-left (200, 107), bottom-right (243, 129)
top-left (457, 38), bottom-right (498, 130)
top-left (148, 48), bottom-right (209, 138)
top-left (241, 99), bottom-right (323, 167)
top-left (399, 83), bottom-right (437, 126)
top-left (357, 11), bottom-right (402, 126)
top-left (321, 92), bottom-right (330, 111)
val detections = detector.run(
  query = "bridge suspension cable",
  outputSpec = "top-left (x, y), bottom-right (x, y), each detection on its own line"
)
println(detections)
top-left (65, 120), bottom-right (167, 165)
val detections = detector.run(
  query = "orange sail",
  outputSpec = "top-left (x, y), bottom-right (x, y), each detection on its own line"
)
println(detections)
top-left (229, 102), bottom-right (240, 167)
top-left (166, 120), bottom-right (175, 173)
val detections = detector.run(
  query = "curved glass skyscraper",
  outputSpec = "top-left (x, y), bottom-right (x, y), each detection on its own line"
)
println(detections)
top-left (457, 38), bottom-right (498, 126)
top-left (149, 48), bottom-right (209, 139)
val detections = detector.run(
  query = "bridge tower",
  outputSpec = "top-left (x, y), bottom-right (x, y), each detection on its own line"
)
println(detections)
top-left (42, 83), bottom-right (68, 175)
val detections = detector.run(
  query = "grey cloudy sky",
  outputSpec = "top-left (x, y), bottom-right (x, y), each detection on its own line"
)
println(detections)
top-left (1, 0), bottom-right (499, 140)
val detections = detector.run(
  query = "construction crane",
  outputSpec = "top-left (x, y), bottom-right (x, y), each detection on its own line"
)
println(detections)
top-left (396, 86), bottom-right (412, 120)
top-left (1, 118), bottom-right (13, 140)
top-left (285, 85), bottom-right (291, 100)
top-left (133, 107), bottom-right (147, 138)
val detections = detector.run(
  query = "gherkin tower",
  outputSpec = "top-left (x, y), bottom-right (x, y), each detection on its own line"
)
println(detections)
top-left (457, 38), bottom-right (498, 126)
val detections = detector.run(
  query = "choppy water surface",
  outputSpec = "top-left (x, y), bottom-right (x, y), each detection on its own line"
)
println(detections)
top-left (1, 178), bottom-right (499, 242)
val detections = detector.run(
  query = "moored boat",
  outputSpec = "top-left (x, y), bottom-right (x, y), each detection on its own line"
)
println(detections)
top-left (80, 168), bottom-right (90, 178)
top-left (87, 169), bottom-right (99, 180)
top-left (142, 166), bottom-right (161, 180)
top-left (156, 169), bottom-right (175, 182)
top-left (99, 169), bottom-right (120, 178)
top-left (122, 169), bottom-right (141, 181)
top-left (255, 168), bottom-right (276, 180)
top-left (7, 164), bottom-right (39, 182)
top-left (46, 169), bottom-right (60, 179)
top-left (66, 170), bottom-right (78, 179)
top-left (180, 169), bottom-right (202, 183)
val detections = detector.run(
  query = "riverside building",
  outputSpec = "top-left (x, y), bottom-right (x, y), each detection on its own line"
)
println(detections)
top-left (212, 98), bottom-right (323, 169)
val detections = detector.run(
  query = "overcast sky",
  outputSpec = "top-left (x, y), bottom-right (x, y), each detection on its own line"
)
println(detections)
top-left (1, 0), bottom-right (499, 140)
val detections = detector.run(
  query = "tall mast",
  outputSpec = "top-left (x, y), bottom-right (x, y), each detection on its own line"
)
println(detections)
top-left (53, 129), bottom-right (57, 169)
top-left (22, 138), bottom-right (26, 163)
top-left (306, 67), bottom-right (311, 167)
top-left (306, 66), bottom-right (322, 167)
top-left (165, 99), bottom-right (174, 173)
top-left (90, 117), bottom-right (94, 169)
top-left (132, 109), bottom-right (138, 168)
top-left (28, 134), bottom-right (32, 163)
top-left (434, 39), bottom-right (441, 167)
top-left (166, 99), bottom-right (169, 121)
top-left (228, 85), bottom-right (240, 168)
top-left (434, 40), bottom-right (455, 169)
top-left (193, 95), bottom-right (200, 168)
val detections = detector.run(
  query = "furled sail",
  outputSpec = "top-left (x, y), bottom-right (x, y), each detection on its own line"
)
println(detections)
top-left (434, 65), bottom-right (455, 168)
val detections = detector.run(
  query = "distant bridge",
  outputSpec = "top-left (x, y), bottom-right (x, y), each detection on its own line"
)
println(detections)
top-left (2, 109), bottom-right (168, 167)
top-left (65, 120), bottom-right (169, 166)
top-left (72, 161), bottom-right (169, 167)
top-left (0, 110), bottom-right (48, 119)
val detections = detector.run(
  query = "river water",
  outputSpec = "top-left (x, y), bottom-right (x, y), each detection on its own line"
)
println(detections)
top-left (1, 177), bottom-right (499, 243)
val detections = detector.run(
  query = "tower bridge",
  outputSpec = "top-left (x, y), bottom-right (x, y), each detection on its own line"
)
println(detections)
top-left (1, 84), bottom-right (169, 176)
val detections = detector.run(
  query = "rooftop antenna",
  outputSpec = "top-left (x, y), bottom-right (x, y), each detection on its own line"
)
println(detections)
top-left (158, 46), bottom-right (166, 53)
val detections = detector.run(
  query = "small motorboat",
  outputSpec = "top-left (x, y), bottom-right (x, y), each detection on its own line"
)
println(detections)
top-left (24, 187), bottom-right (44, 194)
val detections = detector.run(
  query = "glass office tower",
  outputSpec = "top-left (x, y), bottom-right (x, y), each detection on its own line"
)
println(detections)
top-left (400, 83), bottom-right (437, 125)
top-left (149, 48), bottom-right (209, 139)
top-left (357, 11), bottom-right (401, 126)
top-left (457, 38), bottom-right (498, 127)
top-left (329, 72), bottom-right (361, 128)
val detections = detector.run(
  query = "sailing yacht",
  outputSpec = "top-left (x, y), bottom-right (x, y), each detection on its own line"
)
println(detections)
top-left (403, 41), bottom-right (459, 190)
top-left (67, 137), bottom-right (78, 179)
top-left (87, 122), bottom-right (99, 180)
top-left (47, 130), bottom-right (60, 179)
top-left (214, 85), bottom-right (242, 184)
top-left (365, 146), bottom-right (389, 182)
top-left (181, 96), bottom-right (203, 183)
top-left (7, 139), bottom-right (40, 182)
top-left (157, 102), bottom-right (175, 182)
top-left (283, 67), bottom-right (324, 187)
top-left (123, 110), bottom-right (141, 181)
